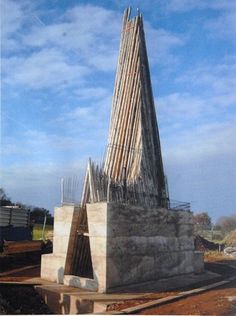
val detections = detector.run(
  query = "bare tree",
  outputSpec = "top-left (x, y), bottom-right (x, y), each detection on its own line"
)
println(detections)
top-left (193, 212), bottom-right (212, 235)
top-left (216, 215), bottom-right (236, 235)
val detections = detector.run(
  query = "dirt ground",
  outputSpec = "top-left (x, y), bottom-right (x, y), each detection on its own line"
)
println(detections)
top-left (0, 251), bottom-right (236, 315)
top-left (0, 252), bottom-right (53, 314)
top-left (107, 255), bottom-right (236, 315)
top-left (140, 255), bottom-right (236, 316)
top-left (141, 279), bottom-right (236, 315)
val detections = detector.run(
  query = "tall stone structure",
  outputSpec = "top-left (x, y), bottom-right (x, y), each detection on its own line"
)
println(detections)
top-left (41, 8), bottom-right (203, 293)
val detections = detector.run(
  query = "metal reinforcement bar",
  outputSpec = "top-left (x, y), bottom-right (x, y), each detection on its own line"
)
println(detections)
top-left (79, 160), bottom-right (189, 211)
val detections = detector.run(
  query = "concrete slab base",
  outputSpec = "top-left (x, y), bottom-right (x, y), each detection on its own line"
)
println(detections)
top-left (35, 271), bottom-right (220, 314)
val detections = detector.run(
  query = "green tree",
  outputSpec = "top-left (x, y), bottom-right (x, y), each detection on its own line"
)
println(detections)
top-left (30, 207), bottom-right (53, 225)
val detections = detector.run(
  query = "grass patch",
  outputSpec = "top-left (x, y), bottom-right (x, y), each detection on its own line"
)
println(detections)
top-left (33, 224), bottom-right (53, 240)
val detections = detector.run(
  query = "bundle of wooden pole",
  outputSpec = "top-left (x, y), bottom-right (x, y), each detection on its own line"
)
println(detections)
top-left (81, 8), bottom-right (169, 208)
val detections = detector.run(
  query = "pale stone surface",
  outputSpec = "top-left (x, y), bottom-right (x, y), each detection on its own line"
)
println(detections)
top-left (35, 285), bottom-right (94, 314)
top-left (86, 202), bottom-right (202, 293)
top-left (41, 254), bottom-right (66, 283)
top-left (42, 202), bottom-right (203, 292)
top-left (89, 236), bottom-right (107, 257)
top-left (41, 205), bottom-right (80, 283)
top-left (53, 236), bottom-right (71, 256)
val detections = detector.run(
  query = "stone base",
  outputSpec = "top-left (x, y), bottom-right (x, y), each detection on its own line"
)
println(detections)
top-left (41, 254), bottom-right (66, 283)
top-left (41, 202), bottom-right (204, 293)
top-left (85, 202), bottom-right (204, 293)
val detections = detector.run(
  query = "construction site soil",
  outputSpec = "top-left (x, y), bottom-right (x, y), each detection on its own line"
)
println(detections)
top-left (0, 251), bottom-right (236, 315)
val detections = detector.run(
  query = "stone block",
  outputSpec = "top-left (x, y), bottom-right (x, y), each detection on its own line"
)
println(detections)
top-left (90, 256), bottom-right (106, 292)
top-left (54, 205), bottom-right (78, 222)
top-left (64, 293), bottom-right (94, 314)
top-left (106, 255), bottom-right (155, 288)
top-left (107, 236), bottom-right (180, 257)
top-left (153, 250), bottom-right (195, 277)
top-left (41, 254), bottom-right (66, 283)
top-left (41, 205), bottom-right (80, 283)
top-left (107, 221), bottom-right (177, 237)
top-left (53, 222), bottom-right (72, 237)
top-left (176, 210), bottom-right (193, 224)
top-left (176, 224), bottom-right (194, 237)
top-left (88, 223), bottom-right (107, 237)
top-left (53, 236), bottom-right (70, 256)
top-left (178, 236), bottom-right (195, 251)
top-left (89, 236), bottom-right (107, 257)
top-left (87, 203), bottom-right (107, 223)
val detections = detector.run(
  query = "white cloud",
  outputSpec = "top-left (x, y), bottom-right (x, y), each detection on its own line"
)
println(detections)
top-left (145, 25), bottom-right (184, 66)
top-left (157, 60), bottom-right (236, 163)
top-left (1, 160), bottom-right (87, 211)
top-left (158, 91), bottom-right (236, 128)
top-left (158, 93), bottom-right (206, 122)
top-left (1, 0), bottom-right (25, 52)
top-left (2, 130), bottom-right (76, 162)
top-left (1, 0), bottom-right (39, 53)
top-left (2, 1), bottom-right (185, 92)
top-left (165, 0), bottom-right (236, 43)
top-left (205, 11), bottom-right (236, 42)
top-left (74, 87), bottom-right (110, 100)
top-left (2, 48), bottom-right (89, 89)
top-left (175, 58), bottom-right (236, 94)
top-left (163, 120), bottom-right (236, 161)
top-left (21, 5), bottom-right (121, 72)
top-left (60, 93), bottom-right (112, 135)
top-left (166, 0), bottom-right (236, 12)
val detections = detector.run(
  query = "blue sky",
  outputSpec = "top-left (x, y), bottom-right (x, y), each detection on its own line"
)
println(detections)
top-left (1, 0), bottom-right (236, 222)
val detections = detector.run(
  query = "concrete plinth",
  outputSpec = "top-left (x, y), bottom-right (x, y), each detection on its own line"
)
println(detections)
top-left (84, 202), bottom-right (203, 293)
top-left (42, 202), bottom-right (203, 293)
top-left (41, 205), bottom-right (79, 283)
